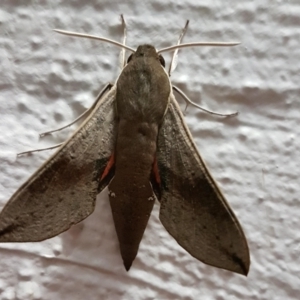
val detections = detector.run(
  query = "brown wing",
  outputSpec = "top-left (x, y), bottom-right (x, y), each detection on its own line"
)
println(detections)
top-left (157, 95), bottom-right (250, 275)
top-left (0, 86), bottom-right (117, 242)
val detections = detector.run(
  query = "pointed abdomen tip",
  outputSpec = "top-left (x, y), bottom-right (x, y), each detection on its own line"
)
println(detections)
top-left (124, 260), bottom-right (132, 271)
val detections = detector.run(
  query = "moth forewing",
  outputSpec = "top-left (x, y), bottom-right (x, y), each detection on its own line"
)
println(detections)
top-left (157, 93), bottom-right (250, 275)
top-left (0, 85), bottom-right (117, 242)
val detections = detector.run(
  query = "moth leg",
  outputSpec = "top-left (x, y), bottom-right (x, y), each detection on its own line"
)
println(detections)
top-left (17, 142), bottom-right (63, 156)
top-left (172, 85), bottom-right (238, 117)
top-left (167, 20), bottom-right (238, 118)
top-left (168, 20), bottom-right (189, 76)
top-left (118, 14), bottom-right (127, 70)
top-left (40, 83), bottom-right (113, 137)
top-left (18, 83), bottom-right (113, 156)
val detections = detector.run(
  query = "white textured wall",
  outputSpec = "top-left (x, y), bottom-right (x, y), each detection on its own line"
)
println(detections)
top-left (0, 1), bottom-right (299, 299)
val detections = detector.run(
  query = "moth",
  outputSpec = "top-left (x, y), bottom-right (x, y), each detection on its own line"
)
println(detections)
top-left (0, 17), bottom-right (250, 275)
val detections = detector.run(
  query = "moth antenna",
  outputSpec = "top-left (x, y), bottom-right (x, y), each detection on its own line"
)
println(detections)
top-left (53, 29), bottom-right (135, 53)
top-left (173, 85), bottom-right (238, 117)
top-left (158, 41), bottom-right (240, 54)
top-left (17, 143), bottom-right (63, 157)
top-left (39, 99), bottom-right (97, 137)
top-left (39, 110), bottom-right (87, 137)
top-left (168, 20), bottom-right (189, 76)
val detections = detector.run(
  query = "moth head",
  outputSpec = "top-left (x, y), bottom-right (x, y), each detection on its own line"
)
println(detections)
top-left (127, 44), bottom-right (165, 67)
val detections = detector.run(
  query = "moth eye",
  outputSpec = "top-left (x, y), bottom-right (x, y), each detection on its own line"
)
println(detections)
top-left (159, 55), bottom-right (165, 67)
top-left (127, 53), bottom-right (133, 63)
